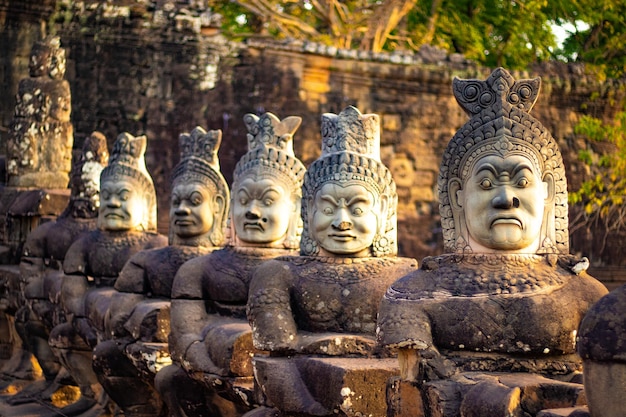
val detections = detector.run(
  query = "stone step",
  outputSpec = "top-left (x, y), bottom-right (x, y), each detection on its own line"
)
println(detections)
top-left (537, 405), bottom-right (590, 417)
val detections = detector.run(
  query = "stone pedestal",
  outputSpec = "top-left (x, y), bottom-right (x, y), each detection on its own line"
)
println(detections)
top-left (0, 188), bottom-right (70, 264)
top-left (254, 356), bottom-right (399, 417)
top-left (386, 372), bottom-right (587, 417)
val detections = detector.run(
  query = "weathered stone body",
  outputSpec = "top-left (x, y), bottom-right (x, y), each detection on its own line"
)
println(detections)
top-left (577, 283), bottom-right (626, 417)
top-left (380, 253), bottom-right (606, 373)
top-left (377, 68), bottom-right (608, 417)
top-left (92, 127), bottom-right (230, 417)
top-left (247, 106), bottom-right (418, 417)
top-left (2, 132), bottom-right (109, 407)
top-left (156, 113), bottom-right (305, 417)
top-left (250, 256), bottom-right (417, 351)
top-left (45, 132), bottom-right (167, 417)
top-left (6, 36), bottom-right (73, 189)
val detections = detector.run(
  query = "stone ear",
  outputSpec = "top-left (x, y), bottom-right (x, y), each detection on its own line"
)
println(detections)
top-left (542, 172), bottom-right (555, 204)
top-left (378, 194), bottom-right (389, 233)
top-left (449, 178), bottom-right (463, 210)
top-left (210, 194), bottom-right (227, 246)
top-left (213, 194), bottom-right (225, 217)
top-left (283, 195), bottom-right (302, 250)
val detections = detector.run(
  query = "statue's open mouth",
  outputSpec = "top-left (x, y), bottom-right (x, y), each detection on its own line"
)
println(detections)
top-left (105, 212), bottom-right (125, 219)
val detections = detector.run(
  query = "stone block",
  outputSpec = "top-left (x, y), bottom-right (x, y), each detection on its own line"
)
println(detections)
top-left (386, 376), bottom-right (425, 417)
top-left (537, 406), bottom-right (590, 417)
top-left (254, 356), bottom-right (399, 417)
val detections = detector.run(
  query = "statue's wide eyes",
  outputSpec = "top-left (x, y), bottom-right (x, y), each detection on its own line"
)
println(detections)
top-left (479, 178), bottom-right (492, 189)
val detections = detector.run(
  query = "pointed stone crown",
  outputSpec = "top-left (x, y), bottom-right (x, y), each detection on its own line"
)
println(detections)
top-left (233, 112), bottom-right (306, 191)
top-left (321, 105), bottom-right (381, 158)
top-left (173, 126), bottom-right (228, 196)
top-left (102, 133), bottom-right (152, 187)
top-left (439, 67), bottom-right (568, 254)
top-left (304, 106), bottom-right (392, 197)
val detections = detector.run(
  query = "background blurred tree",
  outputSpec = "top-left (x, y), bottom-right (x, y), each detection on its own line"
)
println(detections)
top-left (208, 0), bottom-right (626, 72)
top-left (569, 109), bottom-right (626, 253)
top-left (209, 0), bottom-right (626, 260)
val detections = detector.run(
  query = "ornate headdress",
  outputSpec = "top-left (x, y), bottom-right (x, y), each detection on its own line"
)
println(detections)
top-left (235, 113), bottom-right (306, 188)
top-left (172, 126), bottom-right (229, 245)
top-left (439, 67), bottom-right (568, 254)
top-left (232, 112), bottom-right (307, 249)
top-left (300, 106), bottom-right (398, 257)
top-left (100, 133), bottom-right (158, 231)
top-left (62, 131), bottom-right (109, 219)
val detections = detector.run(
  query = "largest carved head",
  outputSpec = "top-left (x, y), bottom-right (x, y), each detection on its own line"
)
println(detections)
top-left (170, 126), bottom-right (229, 247)
top-left (301, 106), bottom-right (398, 258)
top-left (98, 133), bottom-right (157, 232)
top-left (231, 113), bottom-right (306, 248)
top-left (440, 68), bottom-right (567, 254)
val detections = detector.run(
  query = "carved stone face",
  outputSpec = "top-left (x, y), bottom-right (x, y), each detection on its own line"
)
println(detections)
top-left (233, 176), bottom-right (295, 245)
top-left (170, 182), bottom-right (215, 239)
top-left (455, 154), bottom-right (547, 252)
top-left (29, 46), bottom-right (51, 77)
top-left (99, 178), bottom-right (148, 231)
top-left (312, 182), bottom-right (378, 257)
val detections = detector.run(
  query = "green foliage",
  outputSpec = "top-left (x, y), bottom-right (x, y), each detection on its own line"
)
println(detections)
top-left (556, 1), bottom-right (626, 78)
top-left (209, 0), bottom-right (626, 74)
top-left (569, 113), bottom-right (626, 230)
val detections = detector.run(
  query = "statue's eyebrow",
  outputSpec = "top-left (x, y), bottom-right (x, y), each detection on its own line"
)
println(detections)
top-left (511, 162), bottom-right (535, 176)
top-left (236, 185), bottom-right (251, 196)
top-left (474, 162), bottom-right (498, 177)
top-left (346, 194), bottom-right (370, 206)
top-left (319, 194), bottom-right (339, 205)
top-left (260, 187), bottom-right (281, 198)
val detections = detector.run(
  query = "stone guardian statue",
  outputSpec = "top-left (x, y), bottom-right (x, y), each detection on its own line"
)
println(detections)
top-left (6, 35), bottom-right (73, 189)
top-left (155, 113), bottom-right (306, 417)
top-left (6, 132), bottom-right (108, 407)
top-left (47, 133), bottom-right (168, 417)
top-left (246, 106), bottom-right (418, 417)
top-left (377, 68), bottom-right (608, 417)
top-left (92, 126), bottom-right (229, 417)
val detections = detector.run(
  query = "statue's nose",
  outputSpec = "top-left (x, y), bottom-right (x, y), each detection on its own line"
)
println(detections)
top-left (492, 186), bottom-right (519, 209)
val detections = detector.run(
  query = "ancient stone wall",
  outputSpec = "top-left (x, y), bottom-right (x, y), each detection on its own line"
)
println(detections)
top-left (1, 0), bottom-right (623, 268)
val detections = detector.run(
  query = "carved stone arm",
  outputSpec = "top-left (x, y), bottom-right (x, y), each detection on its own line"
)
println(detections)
top-left (168, 298), bottom-right (212, 363)
top-left (105, 291), bottom-right (148, 339)
top-left (247, 260), bottom-right (298, 352)
top-left (123, 298), bottom-right (170, 343)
